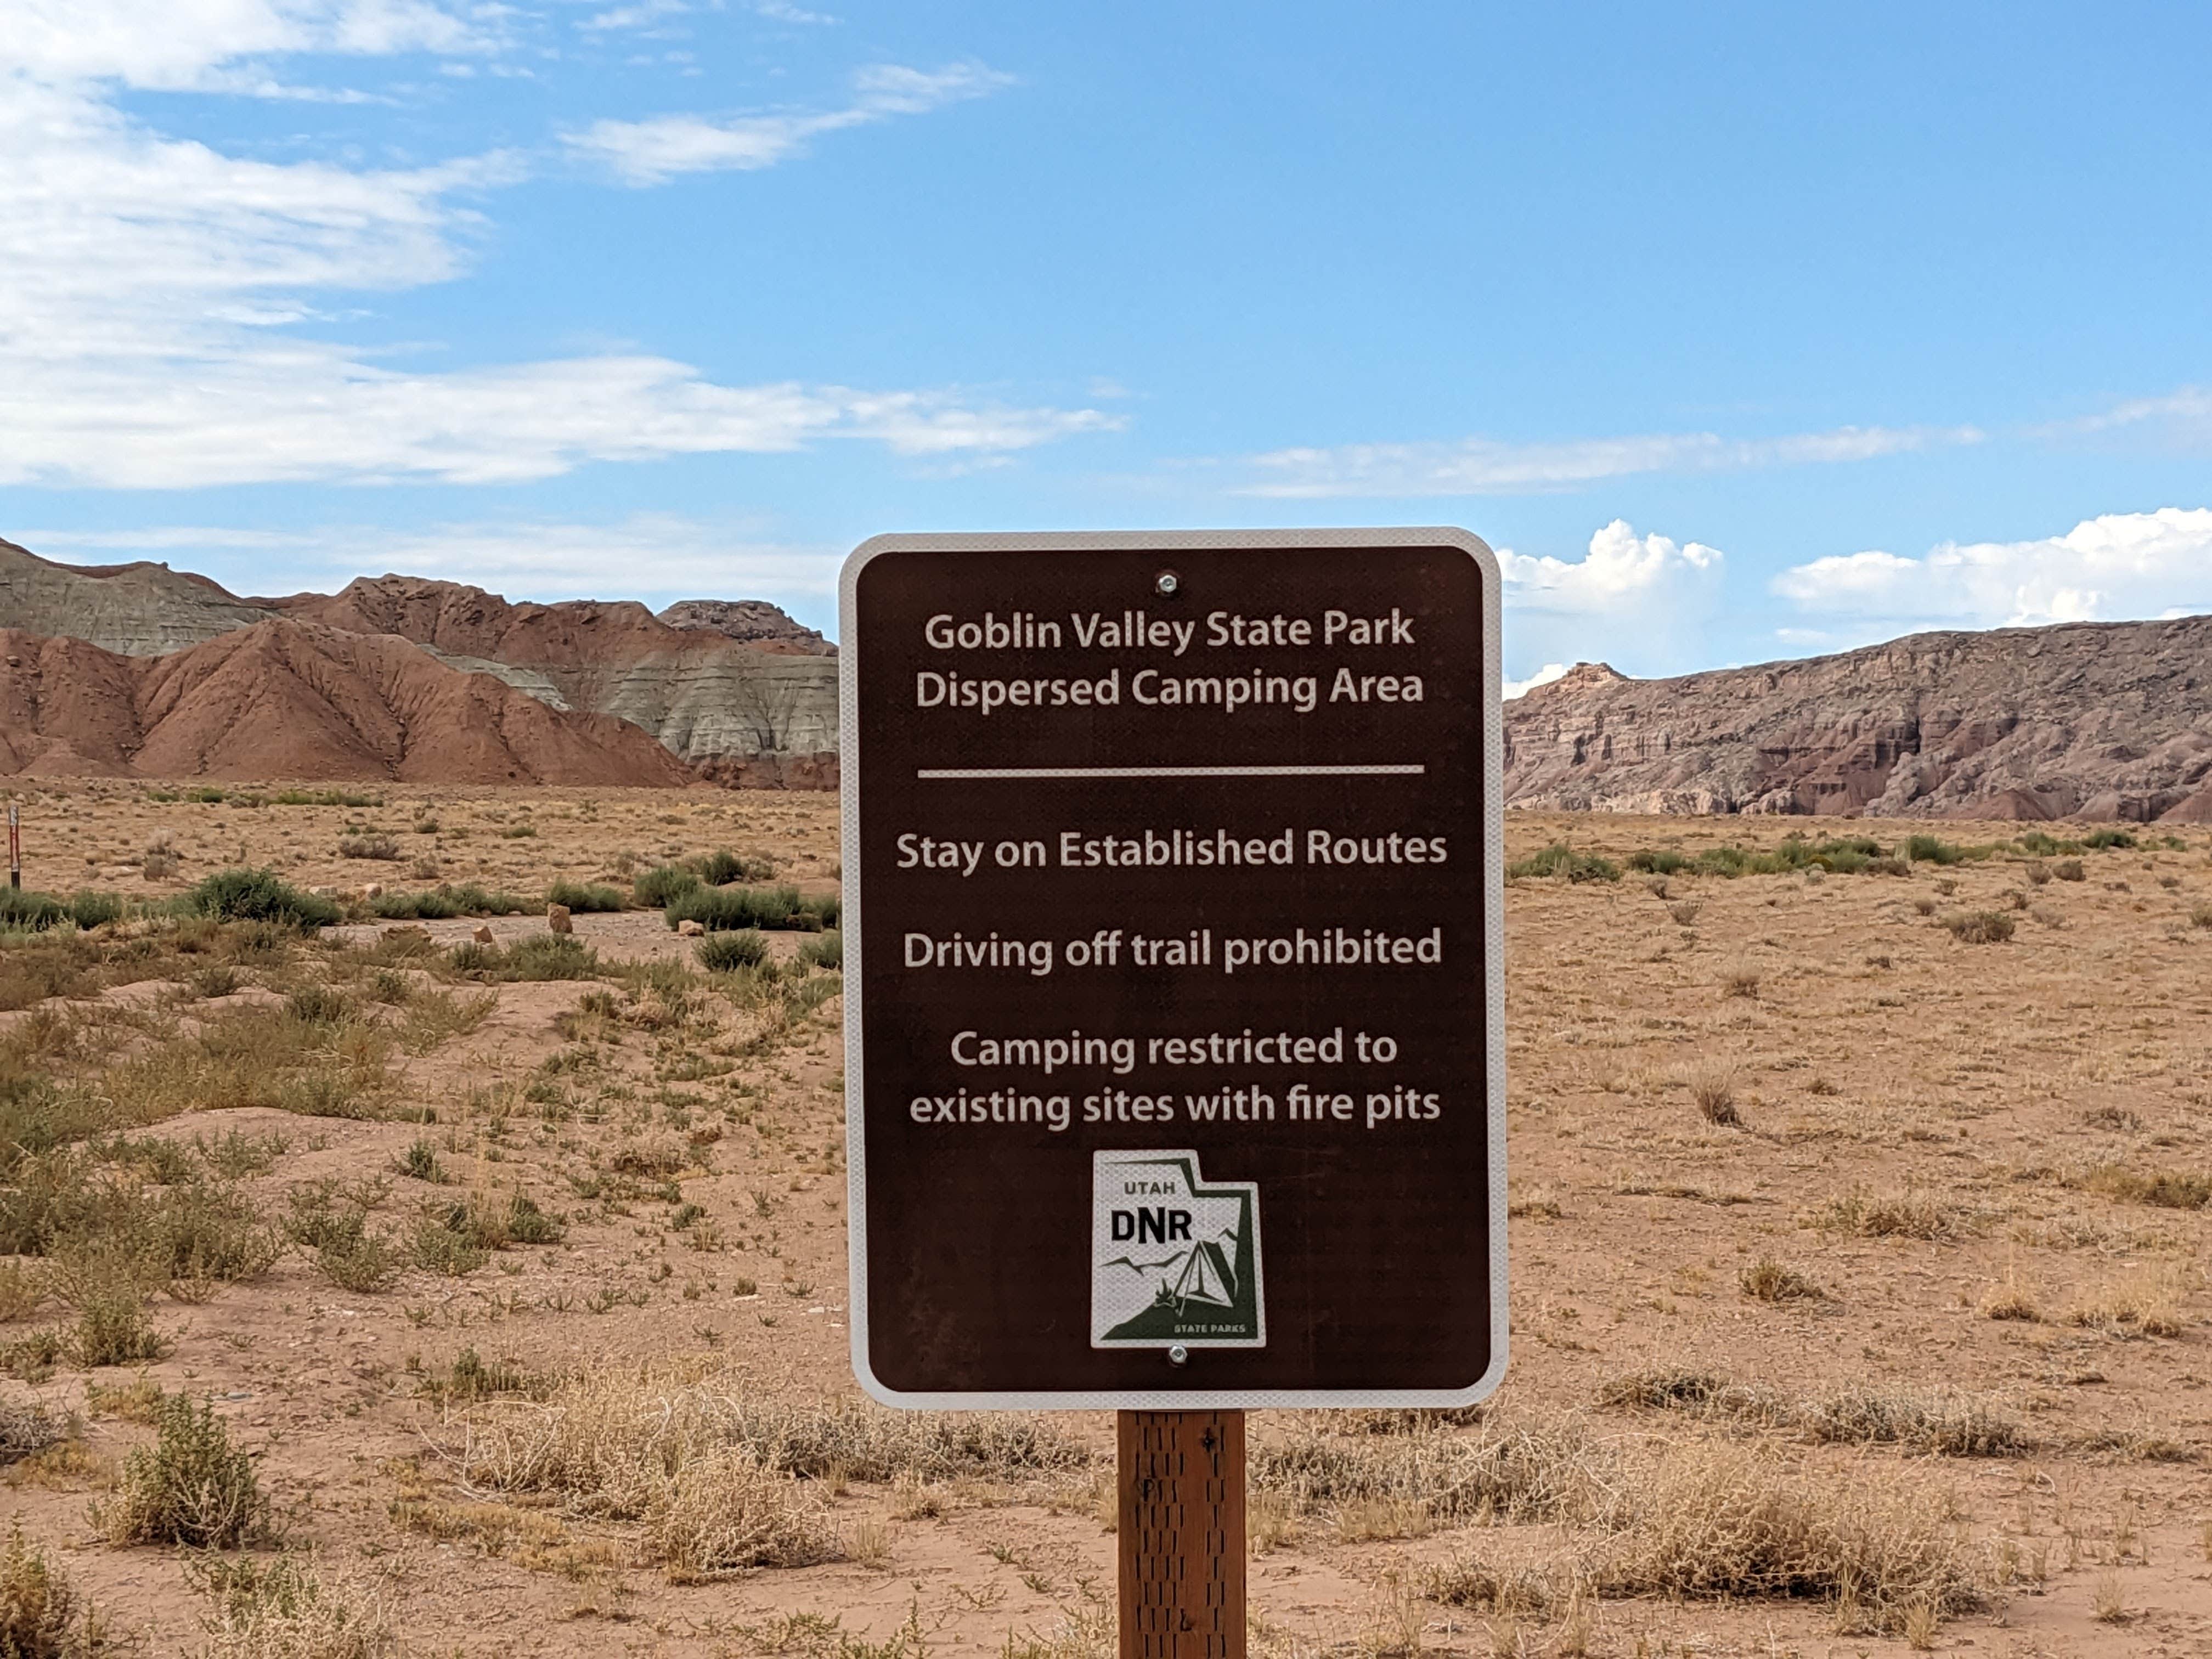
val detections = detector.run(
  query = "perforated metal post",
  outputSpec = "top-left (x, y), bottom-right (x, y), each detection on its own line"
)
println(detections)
top-left (1118, 1410), bottom-right (1245, 1659)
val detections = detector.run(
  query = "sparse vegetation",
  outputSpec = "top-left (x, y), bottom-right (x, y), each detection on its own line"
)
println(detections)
top-left (94, 1395), bottom-right (268, 1548)
top-left (1808, 1187), bottom-right (1965, 1240)
top-left (1942, 910), bottom-right (2015, 944)
top-left (697, 930), bottom-right (768, 973)
top-left (544, 879), bottom-right (626, 913)
top-left (0, 1525), bottom-right (100, 1658)
top-left (1739, 1257), bottom-right (1822, 1302)
top-left (1507, 843), bottom-right (1620, 883)
top-left (185, 869), bottom-right (342, 930)
top-left (366, 884), bottom-right (529, 921)
top-left (664, 884), bottom-right (837, 933)
top-left (195, 1551), bottom-right (395, 1659)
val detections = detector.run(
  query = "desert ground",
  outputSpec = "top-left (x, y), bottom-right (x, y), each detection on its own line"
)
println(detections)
top-left (1, 781), bottom-right (2209, 1657)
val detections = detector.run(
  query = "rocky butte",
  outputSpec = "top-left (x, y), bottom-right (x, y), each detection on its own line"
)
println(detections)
top-left (0, 538), bottom-right (837, 786)
top-left (1504, 614), bottom-right (2212, 822)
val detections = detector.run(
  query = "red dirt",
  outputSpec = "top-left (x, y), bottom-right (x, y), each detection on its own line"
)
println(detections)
top-left (0, 620), bottom-right (697, 786)
top-left (273, 574), bottom-right (699, 669)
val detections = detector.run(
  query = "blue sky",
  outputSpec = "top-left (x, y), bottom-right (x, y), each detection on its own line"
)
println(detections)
top-left (4, 2), bottom-right (2210, 687)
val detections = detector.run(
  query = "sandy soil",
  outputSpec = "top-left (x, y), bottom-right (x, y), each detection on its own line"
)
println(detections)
top-left (2, 782), bottom-right (2210, 1657)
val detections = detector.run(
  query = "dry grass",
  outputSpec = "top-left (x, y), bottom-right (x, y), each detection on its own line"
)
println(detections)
top-left (1248, 1417), bottom-right (1595, 1525)
top-left (2066, 1265), bottom-right (2191, 1338)
top-left (1807, 1186), bottom-right (1966, 1240)
top-left (1720, 962), bottom-right (1762, 998)
top-left (1689, 1066), bottom-right (1742, 1126)
top-left (1588, 1443), bottom-right (1978, 1634)
top-left (444, 1363), bottom-right (1083, 1581)
top-left (2078, 1164), bottom-right (2212, 1211)
top-left (194, 1554), bottom-right (396, 1659)
top-left (0, 1524), bottom-right (103, 1658)
top-left (1739, 1257), bottom-right (1824, 1302)
top-left (1942, 911), bottom-right (2016, 944)
top-left (650, 1451), bottom-right (841, 1581)
top-left (0, 1399), bottom-right (64, 1466)
top-left (1599, 1370), bottom-right (2029, 1457)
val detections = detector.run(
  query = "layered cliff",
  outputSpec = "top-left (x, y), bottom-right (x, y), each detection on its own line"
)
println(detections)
top-left (0, 621), bottom-right (696, 785)
top-left (1503, 616), bottom-right (2212, 821)
top-left (0, 541), bottom-right (838, 776)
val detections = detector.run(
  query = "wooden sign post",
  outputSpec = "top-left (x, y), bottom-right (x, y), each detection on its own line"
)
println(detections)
top-left (8, 804), bottom-right (19, 891)
top-left (839, 530), bottom-right (1506, 1651)
top-left (1120, 1410), bottom-right (1245, 1657)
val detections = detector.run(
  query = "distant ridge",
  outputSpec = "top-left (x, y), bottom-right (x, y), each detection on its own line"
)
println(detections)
top-left (1504, 614), bottom-right (2212, 822)
top-left (0, 619), bottom-right (695, 785)
top-left (0, 537), bottom-right (837, 783)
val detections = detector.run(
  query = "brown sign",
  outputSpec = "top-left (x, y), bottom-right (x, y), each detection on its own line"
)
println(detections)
top-left (840, 529), bottom-right (1504, 1407)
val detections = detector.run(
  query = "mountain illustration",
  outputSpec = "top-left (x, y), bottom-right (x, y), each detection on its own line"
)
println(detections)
top-left (1103, 1194), bottom-right (1260, 1342)
top-left (1099, 1251), bottom-right (1188, 1275)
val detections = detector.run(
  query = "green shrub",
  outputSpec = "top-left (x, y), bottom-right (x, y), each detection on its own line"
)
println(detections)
top-left (2054, 859), bottom-right (2086, 882)
top-left (797, 930), bottom-right (842, 972)
top-left (368, 884), bottom-right (528, 921)
top-left (2083, 828), bottom-right (2137, 850)
top-left (72, 1283), bottom-right (165, 1368)
top-left (633, 864), bottom-right (703, 907)
top-left (184, 870), bottom-right (341, 931)
top-left (504, 936), bottom-right (600, 980)
top-left (665, 884), bottom-right (816, 931)
top-left (315, 1231), bottom-right (400, 1294)
top-left (1902, 832), bottom-right (1973, 871)
top-left (697, 931), bottom-right (768, 973)
top-left (1626, 849), bottom-right (1689, 875)
top-left (95, 1395), bottom-right (268, 1548)
top-left (285, 984), bottom-right (352, 1025)
top-left (394, 1140), bottom-right (444, 1183)
top-left (0, 892), bottom-right (67, 933)
top-left (65, 893), bottom-right (123, 931)
top-left (545, 880), bottom-right (625, 913)
top-left (1506, 844), bottom-right (1620, 883)
top-left (503, 1195), bottom-right (564, 1246)
top-left (450, 935), bottom-right (601, 982)
top-left (688, 849), bottom-right (775, 886)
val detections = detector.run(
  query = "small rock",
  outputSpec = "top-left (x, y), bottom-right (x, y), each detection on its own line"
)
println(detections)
top-left (472, 924), bottom-right (496, 945)
top-left (363, 882), bottom-right (385, 899)
top-left (380, 924), bottom-right (431, 945)
top-left (547, 903), bottom-right (573, 935)
top-left (676, 918), bottom-right (706, 937)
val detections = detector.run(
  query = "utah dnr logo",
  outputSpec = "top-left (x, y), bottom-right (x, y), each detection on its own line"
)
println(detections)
top-left (1090, 1150), bottom-right (1265, 1348)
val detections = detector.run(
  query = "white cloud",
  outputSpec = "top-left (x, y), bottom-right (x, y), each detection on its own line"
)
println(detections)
top-left (2057, 386), bottom-right (2212, 439)
top-left (2, 0), bottom-right (491, 91)
top-left (1501, 662), bottom-right (1568, 701)
top-left (578, 0), bottom-right (691, 34)
top-left (1234, 424), bottom-right (1980, 499)
top-left (1772, 507), bottom-right (2212, 630)
top-left (1502, 519), bottom-right (1723, 612)
top-left (0, 23), bottom-right (1106, 487)
top-left (567, 61), bottom-right (1013, 185)
top-left (1497, 520), bottom-right (1728, 680)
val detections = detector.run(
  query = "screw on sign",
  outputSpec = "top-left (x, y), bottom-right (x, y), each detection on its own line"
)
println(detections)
top-left (839, 529), bottom-right (1507, 1656)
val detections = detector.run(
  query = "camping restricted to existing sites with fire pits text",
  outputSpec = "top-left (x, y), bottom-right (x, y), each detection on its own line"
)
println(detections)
top-left (840, 530), bottom-right (1505, 1409)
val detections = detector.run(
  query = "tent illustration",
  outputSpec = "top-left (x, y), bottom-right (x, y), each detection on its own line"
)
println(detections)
top-left (1102, 1188), bottom-right (1260, 1343)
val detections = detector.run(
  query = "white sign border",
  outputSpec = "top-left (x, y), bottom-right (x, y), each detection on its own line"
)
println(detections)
top-left (839, 526), bottom-right (1506, 1410)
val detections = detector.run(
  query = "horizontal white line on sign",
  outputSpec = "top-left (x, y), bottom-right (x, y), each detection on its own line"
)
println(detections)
top-left (915, 765), bottom-right (1427, 779)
